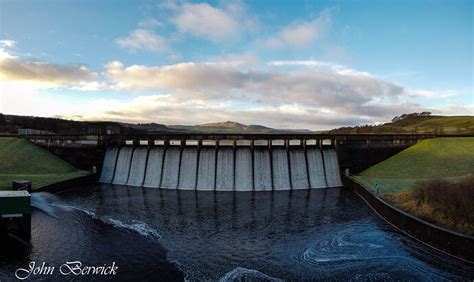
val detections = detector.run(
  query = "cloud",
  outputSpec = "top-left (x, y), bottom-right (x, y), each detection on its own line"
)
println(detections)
top-left (170, 2), bottom-right (245, 43)
top-left (103, 59), bottom-right (403, 110)
top-left (264, 9), bottom-right (332, 49)
top-left (0, 54), bottom-right (97, 88)
top-left (0, 40), bottom-right (16, 48)
top-left (116, 29), bottom-right (168, 53)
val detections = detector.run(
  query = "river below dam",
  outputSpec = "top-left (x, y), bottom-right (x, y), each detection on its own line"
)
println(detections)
top-left (1, 184), bottom-right (473, 281)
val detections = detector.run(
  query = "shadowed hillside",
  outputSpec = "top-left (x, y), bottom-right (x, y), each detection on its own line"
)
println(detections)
top-left (0, 137), bottom-right (87, 190)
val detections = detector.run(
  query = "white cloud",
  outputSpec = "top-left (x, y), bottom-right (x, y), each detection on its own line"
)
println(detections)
top-left (0, 54), bottom-right (97, 88)
top-left (116, 29), bottom-right (168, 53)
top-left (170, 2), bottom-right (244, 43)
top-left (264, 9), bottom-right (332, 49)
top-left (0, 40), bottom-right (16, 48)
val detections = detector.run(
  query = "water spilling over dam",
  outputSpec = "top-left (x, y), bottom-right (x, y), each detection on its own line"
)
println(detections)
top-left (99, 139), bottom-right (342, 190)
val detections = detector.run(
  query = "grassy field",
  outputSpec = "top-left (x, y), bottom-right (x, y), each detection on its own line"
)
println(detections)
top-left (0, 137), bottom-right (87, 190)
top-left (354, 137), bottom-right (474, 194)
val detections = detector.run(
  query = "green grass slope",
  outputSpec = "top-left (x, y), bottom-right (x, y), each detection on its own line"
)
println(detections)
top-left (355, 137), bottom-right (474, 194)
top-left (0, 137), bottom-right (87, 190)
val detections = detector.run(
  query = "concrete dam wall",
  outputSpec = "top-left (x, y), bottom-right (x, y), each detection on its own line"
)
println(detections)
top-left (99, 142), bottom-right (342, 191)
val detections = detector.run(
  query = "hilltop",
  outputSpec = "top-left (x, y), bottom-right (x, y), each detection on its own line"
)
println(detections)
top-left (168, 121), bottom-right (309, 134)
top-left (329, 113), bottom-right (474, 134)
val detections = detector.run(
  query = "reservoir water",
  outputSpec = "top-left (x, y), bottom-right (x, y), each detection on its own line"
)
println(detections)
top-left (1, 184), bottom-right (473, 281)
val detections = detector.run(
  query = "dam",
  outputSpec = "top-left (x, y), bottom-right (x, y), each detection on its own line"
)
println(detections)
top-left (98, 139), bottom-right (342, 191)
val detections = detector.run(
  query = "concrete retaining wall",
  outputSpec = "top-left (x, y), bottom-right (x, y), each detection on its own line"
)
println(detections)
top-left (35, 174), bottom-right (98, 194)
top-left (343, 176), bottom-right (474, 262)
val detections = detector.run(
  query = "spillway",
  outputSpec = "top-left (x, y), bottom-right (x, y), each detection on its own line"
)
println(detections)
top-left (323, 148), bottom-right (343, 187)
top-left (100, 142), bottom-right (342, 191)
top-left (196, 147), bottom-right (216, 191)
top-left (307, 147), bottom-right (327, 188)
top-left (161, 147), bottom-right (181, 189)
top-left (289, 148), bottom-right (309, 189)
top-left (99, 146), bottom-right (119, 183)
top-left (143, 147), bottom-right (164, 188)
top-left (271, 147), bottom-right (290, 190)
top-left (127, 147), bottom-right (148, 186)
top-left (178, 148), bottom-right (198, 190)
top-left (253, 148), bottom-right (272, 191)
top-left (235, 147), bottom-right (253, 191)
top-left (112, 146), bottom-right (134, 185)
top-left (216, 147), bottom-right (234, 191)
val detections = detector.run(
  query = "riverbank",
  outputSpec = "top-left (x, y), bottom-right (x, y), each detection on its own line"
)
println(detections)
top-left (344, 177), bottom-right (474, 262)
top-left (354, 137), bottom-right (474, 236)
top-left (0, 137), bottom-right (87, 190)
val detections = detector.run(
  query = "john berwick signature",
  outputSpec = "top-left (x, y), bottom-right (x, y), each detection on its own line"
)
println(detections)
top-left (15, 261), bottom-right (118, 280)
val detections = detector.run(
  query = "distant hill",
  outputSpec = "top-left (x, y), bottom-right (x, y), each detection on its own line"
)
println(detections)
top-left (0, 114), bottom-right (308, 134)
top-left (168, 121), bottom-right (310, 133)
top-left (329, 114), bottom-right (474, 134)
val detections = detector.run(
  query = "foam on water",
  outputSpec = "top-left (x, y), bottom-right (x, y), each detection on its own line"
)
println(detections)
top-left (54, 203), bottom-right (161, 239)
top-left (219, 267), bottom-right (282, 282)
top-left (30, 192), bottom-right (61, 218)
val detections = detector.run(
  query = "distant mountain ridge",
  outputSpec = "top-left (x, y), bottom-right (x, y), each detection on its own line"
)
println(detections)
top-left (168, 121), bottom-right (309, 133)
top-left (0, 114), bottom-right (309, 134)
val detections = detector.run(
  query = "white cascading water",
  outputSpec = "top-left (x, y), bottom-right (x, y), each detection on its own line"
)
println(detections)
top-left (196, 147), bottom-right (216, 191)
top-left (253, 148), bottom-right (272, 191)
top-left (127, 147), bottom-right (148, 187)
top-left (178, 147), bottom-right (198, 190)
top-left (112, 146), bottom-right (134, 185)
top-left (99, 145), bottom-right (342, 191)
top-left (142, 147), bottom-right (164, 188)
top-left (289, 149), bottom-right (309, 189)
top-left (160, 147), bottom-right (181, 189)
top-left (235, 147), bottom-right (253, 191)
top-left (271, 147), bottom-right (290, 190)
top-left (216, 147), bottom-right (234, 191)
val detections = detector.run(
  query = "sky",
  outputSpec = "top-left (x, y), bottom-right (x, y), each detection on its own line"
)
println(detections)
top-left (0, 0), bottom-right (472, 130)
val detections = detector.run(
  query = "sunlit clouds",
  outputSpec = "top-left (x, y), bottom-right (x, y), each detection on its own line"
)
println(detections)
top-left (0, 0), bottom-right (472, 129)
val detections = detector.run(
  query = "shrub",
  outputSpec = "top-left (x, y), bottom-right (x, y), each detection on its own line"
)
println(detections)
top-left (390, 177), bottom-right (474, 235)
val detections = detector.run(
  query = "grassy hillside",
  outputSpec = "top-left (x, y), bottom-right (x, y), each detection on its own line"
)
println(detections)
top-left (355, 137), bottom-right (474, 194)
top-left (330, 115), bottom-right (474, 134)
top-left (0, 137), bottom-right (87, 190)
